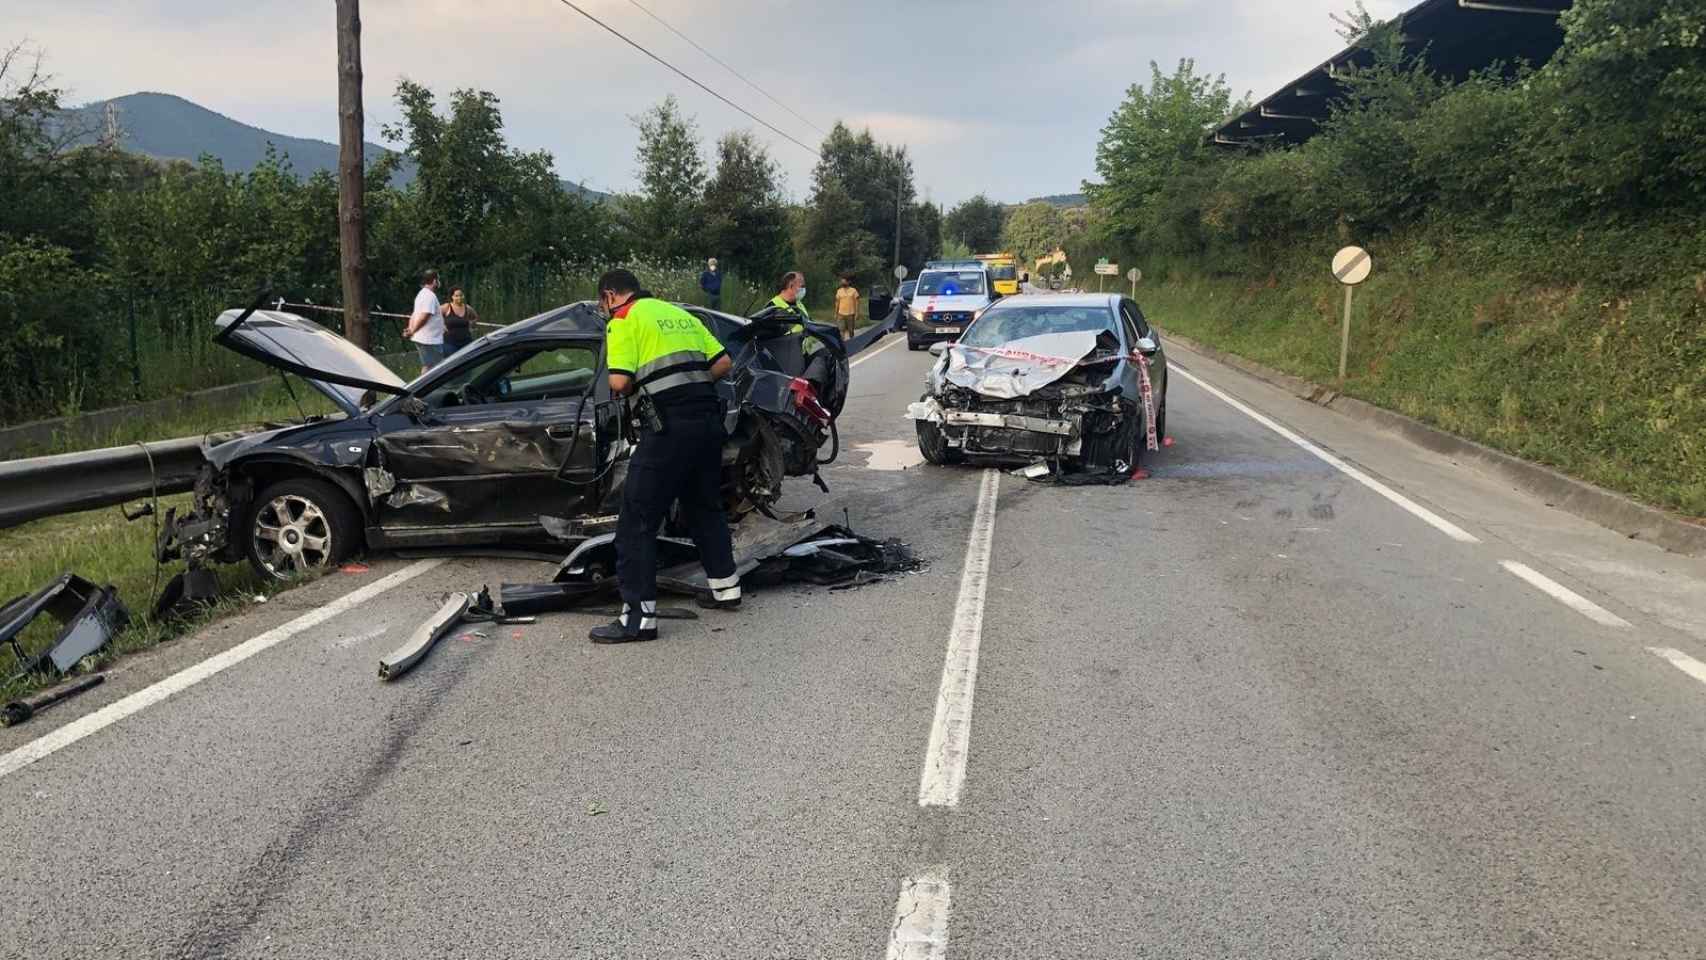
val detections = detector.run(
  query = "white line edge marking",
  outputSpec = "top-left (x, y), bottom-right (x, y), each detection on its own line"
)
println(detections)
top-left (1499, 561), bottom-right (1631, 628)
top-left (851, 332), bottom-right (908, 368)
top-left (918, 468), bottom-right (998, 807)
top-left (1647, 647), bottom-right (1706, 688)
top-left (885, 874), bottom-right (952, 960)
top-left (0, 559), bottom-right (447, 779)
top-left (1170, 365), bottom-right (1481, 544)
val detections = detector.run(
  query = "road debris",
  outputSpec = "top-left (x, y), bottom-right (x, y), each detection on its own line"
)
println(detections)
top-left (378, 593), bottom-right (471, 681)
top-left (2, 673), bottom-right (106, 727)
top-left (2, 574), bottom-right (130, 685)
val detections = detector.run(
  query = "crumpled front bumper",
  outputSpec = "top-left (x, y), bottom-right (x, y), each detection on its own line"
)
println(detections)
top-left (907, 397), bottom-right (1085, 459)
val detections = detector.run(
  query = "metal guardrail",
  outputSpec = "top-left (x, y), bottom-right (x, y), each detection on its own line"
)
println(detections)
top-left (0, 437), bottom-right (209, 529)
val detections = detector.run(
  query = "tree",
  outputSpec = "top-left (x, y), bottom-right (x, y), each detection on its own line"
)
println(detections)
top-left (801, 122), bottom-right (928, 281)
top-left (619, 96), bottom-right (706, 262)
top-left (1085, 59), bottom-right (1240, 245)
top-left (702, 131), bottom-right (789, 283)
top-left (1001, 202), bottom-right (1065, 263)
top-left (943, 194), bottom-right (1005, 252)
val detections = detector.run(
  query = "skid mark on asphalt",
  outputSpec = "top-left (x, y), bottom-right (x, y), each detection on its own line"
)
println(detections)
top-left (0, 559), bottom-right (446, 780)
top-left (170, 637), bottom-right (484, 958)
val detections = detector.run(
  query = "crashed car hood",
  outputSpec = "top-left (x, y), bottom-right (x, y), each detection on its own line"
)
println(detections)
top-left (942, 330), bottom-right (1102, 399)
top-left (214, 309), bottom-right (408, 416)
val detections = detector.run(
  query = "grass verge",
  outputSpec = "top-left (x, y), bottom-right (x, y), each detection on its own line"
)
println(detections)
top-left (1138, 237), bottom-right (1706, 519)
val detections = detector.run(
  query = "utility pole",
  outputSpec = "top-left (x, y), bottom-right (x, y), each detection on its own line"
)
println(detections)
top-left (336, 0), bottom-right (371, 350)
top-left (893, 164), bottom-right (903, 277)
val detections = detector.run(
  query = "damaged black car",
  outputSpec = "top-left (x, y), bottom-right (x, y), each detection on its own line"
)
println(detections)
top-left (159, 300), bottom-right (893, 579)
top-left (906, 293), bottom-right (1168, 477)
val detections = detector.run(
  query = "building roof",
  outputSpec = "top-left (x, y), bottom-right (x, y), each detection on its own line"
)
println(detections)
top-left (1212, 0), bottom-right (1571, 148)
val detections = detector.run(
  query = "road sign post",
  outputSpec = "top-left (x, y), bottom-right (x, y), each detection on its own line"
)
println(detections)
top-left (1127, 266), bottom-right (1141, 299)
top-left (1330, 246), bottom-right (1372, 381)
top-left (1094, 260), bottom-right (1119, 294)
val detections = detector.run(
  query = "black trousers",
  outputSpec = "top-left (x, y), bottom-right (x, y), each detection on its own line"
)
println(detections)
top-left (615, 409), bottom-right (737, 605)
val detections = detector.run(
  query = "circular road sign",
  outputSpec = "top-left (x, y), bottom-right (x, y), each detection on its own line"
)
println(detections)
top-left (1332, 246), bottom-right (1372, 285)
top-left (893, 264), bottom-right (909, 281)
top-left (1126, 267), bottom-right (1141, 284)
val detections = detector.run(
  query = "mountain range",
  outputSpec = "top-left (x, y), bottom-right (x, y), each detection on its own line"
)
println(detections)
top-left (69, 92), bottom-right (606, 199)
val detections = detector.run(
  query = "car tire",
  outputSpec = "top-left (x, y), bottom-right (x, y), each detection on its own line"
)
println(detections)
top-left (1155, 396), bottom-right (1167, 443)
top-left (915, 400), bottom-right (962, 465)
top-left (907, 337), bottom-right (922, 351)
top-left (243, 477), bottom-right (363, 579)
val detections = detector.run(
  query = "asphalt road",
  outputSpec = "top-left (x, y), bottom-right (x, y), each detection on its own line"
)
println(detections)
top-left (4, 325), bottom-right (1706, 959)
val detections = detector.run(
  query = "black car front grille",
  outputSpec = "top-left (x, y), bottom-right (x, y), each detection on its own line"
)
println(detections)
top-left (919, 311), bottom-right (972, 324)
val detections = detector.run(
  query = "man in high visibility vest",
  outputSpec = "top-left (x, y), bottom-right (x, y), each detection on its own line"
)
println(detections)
top-left (590, 269), bottom-right (741, 643)
top-left (770, 271), bottom-right (811, 333)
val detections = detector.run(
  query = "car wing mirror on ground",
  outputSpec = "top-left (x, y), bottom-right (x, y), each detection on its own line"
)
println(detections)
top-left (1135, 336), bottom-right (1159, 355)
top-left (929, 342), bottom-right (952, 357)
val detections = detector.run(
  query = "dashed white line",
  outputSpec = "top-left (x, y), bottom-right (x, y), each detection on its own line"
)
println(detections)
top-left (0, 559), bottom-right (446, 779)
top-left (1499, 560), bottom-right (1631, 628)
top-left (918, 468), bottom-right (999, 807)
top-left (1170, 365), bottom-right (1481, 544)
top-left (1646, 647), bottom-right (1706, 689)
top-left (885, 874), bottom-right (952, 960)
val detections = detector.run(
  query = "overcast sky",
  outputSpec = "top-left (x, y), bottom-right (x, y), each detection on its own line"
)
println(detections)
top-left (11, 0), bottom-right (1409, 206)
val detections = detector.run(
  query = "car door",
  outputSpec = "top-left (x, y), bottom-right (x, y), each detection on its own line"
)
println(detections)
top-left (371, 339), bottom-right (605, 539)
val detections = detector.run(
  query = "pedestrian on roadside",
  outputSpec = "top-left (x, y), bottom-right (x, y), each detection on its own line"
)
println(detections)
top-left (699, 257), bottom-right (723, 311)
top-left (406, 269), bottom-right (446, 370)
top-left (834, 274), bottom-right (860, 338)
top-left (591, 268), bottom-right (740, 644)
top-left (441, 286), bottom-right (480, 355)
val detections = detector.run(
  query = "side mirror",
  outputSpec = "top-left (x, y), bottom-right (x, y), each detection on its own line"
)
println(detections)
top-left (928, 341), bottom-right (951, 357)
top-left (1135, 336), bottom-right (1159, 356)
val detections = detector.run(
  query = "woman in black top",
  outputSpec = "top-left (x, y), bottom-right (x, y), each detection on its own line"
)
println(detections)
top-left (441, 286), bottom-right (480, 354)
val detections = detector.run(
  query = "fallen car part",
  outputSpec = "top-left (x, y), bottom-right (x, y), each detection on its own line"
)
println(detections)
top-left (378, 592), bottom-right (472, 681)
top-left (2, 673), bottom-right (106, 727)
top-left (1, 574), bottom-right (130, 684)
top-left (151, 566), bottom-right (222, 620)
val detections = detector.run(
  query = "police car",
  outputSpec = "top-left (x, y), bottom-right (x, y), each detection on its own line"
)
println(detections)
top-left (905, 265), bottom-right (996, 350)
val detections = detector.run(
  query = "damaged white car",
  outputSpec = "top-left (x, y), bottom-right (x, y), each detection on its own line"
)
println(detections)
top-left (906, 293), bottom-right (1167, 479)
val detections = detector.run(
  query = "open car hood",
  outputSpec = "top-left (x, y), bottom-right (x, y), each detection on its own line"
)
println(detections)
top-left (943, 330), bottom-right (1101, 399)
top-left (214, 309), bottom-right (408, 416)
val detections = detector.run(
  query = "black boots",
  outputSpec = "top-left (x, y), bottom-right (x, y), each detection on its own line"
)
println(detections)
top-left (589, 601), bottom-right (658, 643)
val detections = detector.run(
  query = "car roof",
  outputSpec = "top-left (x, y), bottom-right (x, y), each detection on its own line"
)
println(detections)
top-left (487, 300), bottom-right (754, 341)
top-left (986, 292), bottom-right (1120, 310)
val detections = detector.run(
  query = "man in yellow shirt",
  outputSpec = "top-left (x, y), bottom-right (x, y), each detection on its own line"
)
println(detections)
top-left (833, 275), bottom-right (860, 338)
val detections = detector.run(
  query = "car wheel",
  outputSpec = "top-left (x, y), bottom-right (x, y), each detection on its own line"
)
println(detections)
top-left (244, 477), bottom-right (362, 579)
top-left (1155, 397), bottom-right (1167, 443)
top-left (907, 337), bottom-right (922, 351)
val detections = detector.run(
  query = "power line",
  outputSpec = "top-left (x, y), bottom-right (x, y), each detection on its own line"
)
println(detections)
top-left (622, 0), bottom-right (826, 136)
top-left (548, 0), bottom-right (819, 157)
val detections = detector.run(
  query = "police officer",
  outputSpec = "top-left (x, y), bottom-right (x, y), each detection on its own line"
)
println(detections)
top-left (590, 269), bottom-right (741, 644)
top-left (770, 271), bottom-right (812, 333)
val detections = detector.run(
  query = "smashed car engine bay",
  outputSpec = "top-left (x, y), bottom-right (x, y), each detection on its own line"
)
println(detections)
top-left (908, 328), bottom-right (1158, 483)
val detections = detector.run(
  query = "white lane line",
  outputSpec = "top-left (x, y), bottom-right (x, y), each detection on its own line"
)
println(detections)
top-left (851, 332), bottom-right (908, 368)
top-left (1647, 647), bottom-right (1706, 689)
top-left (1170, 365), bottom-right (1481, 544)
top-left (918, 468), bottom-right (999, 807)
top-left (885, 875), bottom-right (952, 960)
top-left (0, 559), bottom-right (446, 779)
top-left (1500, 561), bottom-right (1631, 628)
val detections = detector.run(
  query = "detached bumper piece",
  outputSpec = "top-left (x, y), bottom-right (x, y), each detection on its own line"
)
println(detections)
top-left (1, 574), bottom-right (130, 686)
top-left (378, 592), bottom-right (472, 681)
